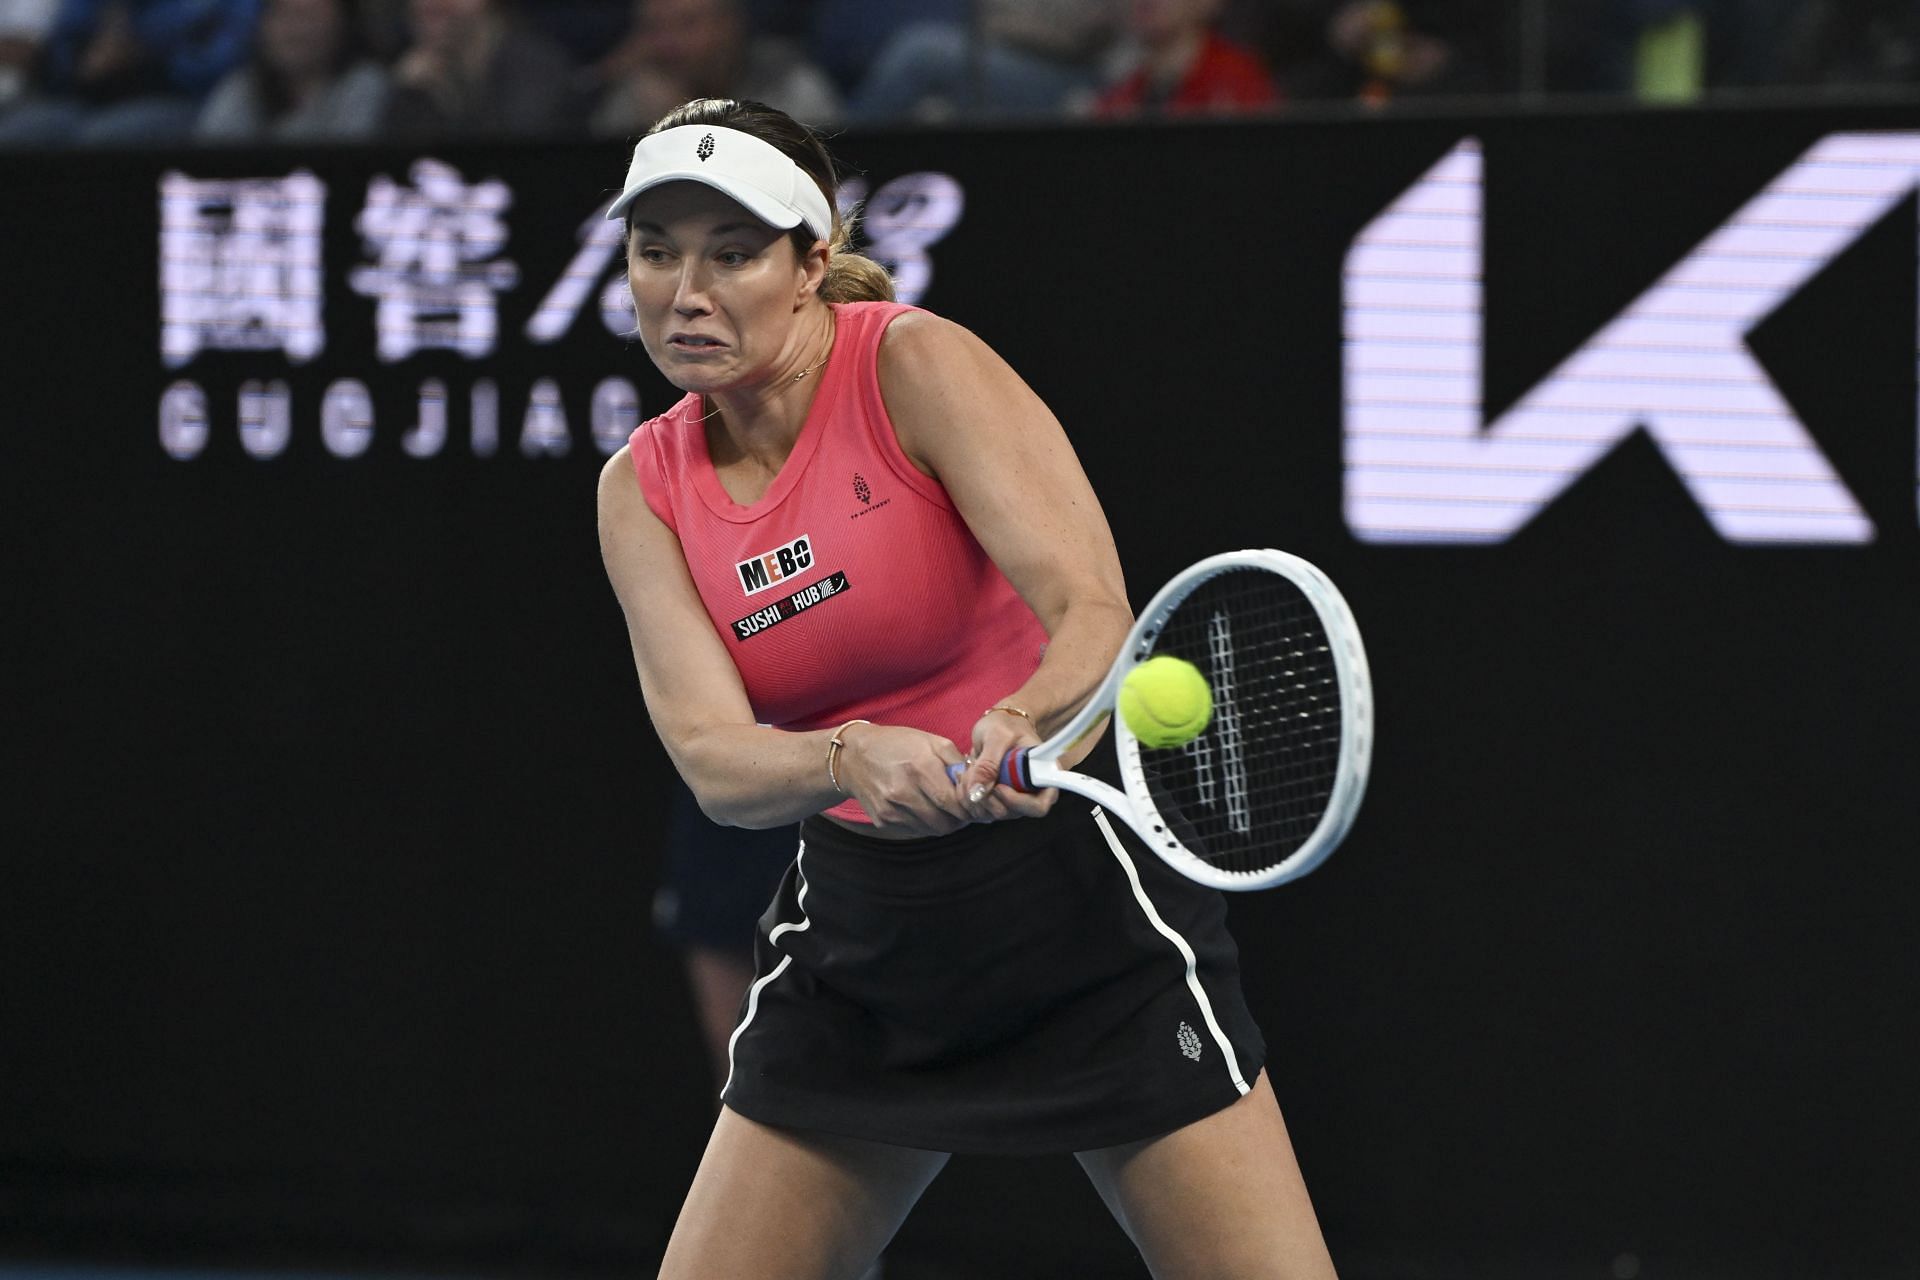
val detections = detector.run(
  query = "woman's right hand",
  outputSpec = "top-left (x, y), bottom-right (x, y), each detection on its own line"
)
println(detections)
top-left (834, 722), bottom-right (973, 837)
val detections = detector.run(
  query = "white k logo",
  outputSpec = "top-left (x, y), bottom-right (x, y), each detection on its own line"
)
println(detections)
top-left (1342, 132), bottom-right (1920, 544)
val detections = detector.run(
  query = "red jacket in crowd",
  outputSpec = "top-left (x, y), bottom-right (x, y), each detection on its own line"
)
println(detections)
top-left (1096, 31), bottom-right (1279, 116)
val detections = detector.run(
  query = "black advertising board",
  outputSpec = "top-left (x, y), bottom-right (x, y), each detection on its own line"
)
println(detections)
top-left (4, 104), bottom-right (1918, 1275)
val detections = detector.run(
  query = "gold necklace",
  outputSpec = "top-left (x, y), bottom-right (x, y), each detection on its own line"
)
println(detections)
top-left (695, 331), bottom-right (835, 424)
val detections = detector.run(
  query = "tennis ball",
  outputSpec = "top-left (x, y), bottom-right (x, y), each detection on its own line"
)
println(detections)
top-left (1119, 656), bottom-right (1212, 749)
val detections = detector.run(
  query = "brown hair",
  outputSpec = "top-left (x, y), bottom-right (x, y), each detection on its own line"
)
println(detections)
top-left (638, 98), bottom-right (894, 305)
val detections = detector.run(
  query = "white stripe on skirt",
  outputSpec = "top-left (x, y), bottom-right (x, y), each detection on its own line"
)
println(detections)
top-left (721, 836), bottom-right (810, 1099)
top-left (1091, 807), bottom-right (1251, 1096)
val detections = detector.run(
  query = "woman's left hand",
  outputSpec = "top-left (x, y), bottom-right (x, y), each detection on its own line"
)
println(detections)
top-left (957, 709), bottom-right (1056, 823)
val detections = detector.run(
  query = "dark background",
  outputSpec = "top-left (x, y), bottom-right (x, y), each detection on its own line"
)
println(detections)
top-left (5, 103), bottom-right (1918, 1278)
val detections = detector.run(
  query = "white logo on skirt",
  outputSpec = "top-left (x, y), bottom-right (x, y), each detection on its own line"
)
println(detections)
top-left (1177, 1021), bottom-right (1203, 1061)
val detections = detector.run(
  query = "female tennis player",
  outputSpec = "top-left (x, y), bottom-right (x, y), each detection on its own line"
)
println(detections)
top-left (596, 97), bottom-right (1339, 1280)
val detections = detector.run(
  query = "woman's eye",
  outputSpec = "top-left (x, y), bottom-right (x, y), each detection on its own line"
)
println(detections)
top-left (718, 251), bottom-right (750, 267)
top-left (636, 247), bottom-right (669, 264)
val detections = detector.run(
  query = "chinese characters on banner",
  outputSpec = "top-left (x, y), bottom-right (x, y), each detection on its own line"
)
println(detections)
top-left (158, 160), bottom-right (966, 462)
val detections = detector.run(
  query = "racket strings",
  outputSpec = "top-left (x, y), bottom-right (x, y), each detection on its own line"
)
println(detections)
top-left (1138, 570), bottom-right (1344, 875)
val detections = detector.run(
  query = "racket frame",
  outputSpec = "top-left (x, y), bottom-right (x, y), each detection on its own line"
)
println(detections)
top-left (1020, 548), bottom-right (1373, 891)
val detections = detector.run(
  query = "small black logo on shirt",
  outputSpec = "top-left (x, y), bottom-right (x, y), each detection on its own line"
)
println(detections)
top-left (731, 571), bottom-right (849, 641)
top-left (848, 474), bottom-right (892, 520)
top-left (697, 132), bottom-right (715, 161)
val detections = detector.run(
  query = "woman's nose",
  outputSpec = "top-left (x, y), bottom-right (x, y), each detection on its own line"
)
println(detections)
top-left (673, 263), bottom-right (712, 314)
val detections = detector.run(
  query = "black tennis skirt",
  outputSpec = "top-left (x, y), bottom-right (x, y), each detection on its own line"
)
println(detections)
top-left (719, 790), bottom-right (1268, 1156)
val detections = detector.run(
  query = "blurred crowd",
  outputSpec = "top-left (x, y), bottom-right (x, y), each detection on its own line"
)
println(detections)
top-left (0, 0), bottom-right (1916, 147)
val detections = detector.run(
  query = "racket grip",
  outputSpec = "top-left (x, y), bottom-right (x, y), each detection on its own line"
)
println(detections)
top-left (944, 751), bottom-right (1035, 792)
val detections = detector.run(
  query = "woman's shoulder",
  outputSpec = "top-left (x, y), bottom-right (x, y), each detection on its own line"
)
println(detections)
top-left (835, 298), bottom-right (924, 324)
top-left (597, 442), bottom-right (640, 521)
top-left (609, 396), bottom-right (702, 535)
top-left (599, 441), bottom-right (635, 485)
top-left (873, 308), bottom-right (1019, 466)
top-left (626, 392), bottom-right (703, 463)
top-left (871, 305), bottom-right (987, 372)
top-left (829, 299), bottom-right (931, 365)
top-left (597, 441), bottom-right (679, 545)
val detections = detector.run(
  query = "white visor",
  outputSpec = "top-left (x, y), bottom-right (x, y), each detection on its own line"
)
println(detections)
top-left (605, 124), bottom-right (834, 243)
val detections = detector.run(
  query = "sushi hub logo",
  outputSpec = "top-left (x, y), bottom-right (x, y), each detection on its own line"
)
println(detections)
top-left (730, 571), bottom-right (851, 642)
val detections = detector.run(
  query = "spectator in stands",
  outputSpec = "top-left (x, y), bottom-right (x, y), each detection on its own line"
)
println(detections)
top-left (735, 0), bottom-right (806, 44)
top-left (1546, 0), bottom-right (1804, 99)
top-left (804, 0), bottom-right (964, 95)
top-left (0, 0), bottom-right (259, 145)
top-left (1279, 0), bottom-right (1501, 103)
top-left (353, 0), bottom-right (402, 58)
top-left (0, 0), bottom-right (59, 107)
top-left (1781, 0), bottom-right (1920, 89)
top-left (1546, 0), bottom-right (1696, 98)
top-left (195, 0), bottom-right (387, 140)
top-left (592, 0), bottom-right (840, 135)
top-left (381, 0), bottom-right (582, 140)
top-left (848, 0), bottom-right (1120, 123)
top-left (1093, 0), bottom-right (1277, 117)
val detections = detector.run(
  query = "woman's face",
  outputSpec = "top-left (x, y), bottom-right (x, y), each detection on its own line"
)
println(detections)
top-left (625, 181), bottom-right (820, 395)
top-left (409, 0), bottom-right (487, 50)
top-left (636, 0), bottom-right (741, 82)
top-left (261, 0), bottom-right (346, 79)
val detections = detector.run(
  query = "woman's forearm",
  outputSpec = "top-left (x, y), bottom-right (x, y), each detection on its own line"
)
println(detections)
top-left (993, 597), bottom-right (1134, 739)
top-left (671, 722), bottom-right (848, 829)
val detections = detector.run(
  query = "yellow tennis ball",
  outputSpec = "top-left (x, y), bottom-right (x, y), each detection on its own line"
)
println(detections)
top-left (1119, 656), bottom-right (1213, 748)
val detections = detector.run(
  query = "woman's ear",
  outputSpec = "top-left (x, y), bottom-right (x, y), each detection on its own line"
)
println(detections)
top-left (797, 238), bottom-right (830, 306)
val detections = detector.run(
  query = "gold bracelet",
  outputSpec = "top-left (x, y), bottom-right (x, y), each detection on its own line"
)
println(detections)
top-left (826, 719), bottom-right (871, 793)
top-left (984, 705), bottom-right (1031, 721)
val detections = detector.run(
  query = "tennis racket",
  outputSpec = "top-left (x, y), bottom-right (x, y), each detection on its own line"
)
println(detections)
top-left (956, 549), bottom-right (1372, 891)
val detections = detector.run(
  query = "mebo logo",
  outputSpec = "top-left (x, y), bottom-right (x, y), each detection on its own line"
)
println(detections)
top-left (1343, 131), bottom-right (1920, 544)
top-left (737, 534), bottom-right (813, 595)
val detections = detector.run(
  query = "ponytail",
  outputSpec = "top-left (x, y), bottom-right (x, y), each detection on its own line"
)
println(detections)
top-left (821, 218), bottom-right (894, 304)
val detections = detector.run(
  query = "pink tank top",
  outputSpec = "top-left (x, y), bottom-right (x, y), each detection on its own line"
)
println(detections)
top-left (628, 301), bottom-right (1050, 824)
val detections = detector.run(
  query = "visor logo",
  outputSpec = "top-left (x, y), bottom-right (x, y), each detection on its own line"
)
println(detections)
top-left (697, 133), bottom-right (715, 162)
